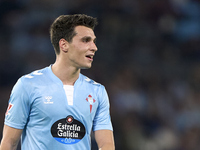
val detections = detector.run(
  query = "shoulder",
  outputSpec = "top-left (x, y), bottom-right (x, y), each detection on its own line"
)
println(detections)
top-left (80, 74), bottom-right (108, 99)
top-left (10, 67), bottom-right (48, 97)
top-left (80, 74), bottom-right (102, 87)
top-left (20, 67), bottom-right (48, 85)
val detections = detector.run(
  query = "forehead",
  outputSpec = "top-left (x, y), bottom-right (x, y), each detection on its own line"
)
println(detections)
top-left (74, 26), bottom-right (96, 38)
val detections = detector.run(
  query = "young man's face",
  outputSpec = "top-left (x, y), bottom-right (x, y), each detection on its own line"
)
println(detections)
top-left (67, 25), bottom-right (97, 69)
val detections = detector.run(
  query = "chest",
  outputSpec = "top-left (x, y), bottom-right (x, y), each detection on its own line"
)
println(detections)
top-left (29, 84), bottom-right (99, 126)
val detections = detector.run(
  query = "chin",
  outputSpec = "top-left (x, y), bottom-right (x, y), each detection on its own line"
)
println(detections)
top-left (81, 65), bottom-right (92, 69)
top-left (81, 66), bottom-right (91, 69)
top-left (80, 62), bottom-right (93, 69)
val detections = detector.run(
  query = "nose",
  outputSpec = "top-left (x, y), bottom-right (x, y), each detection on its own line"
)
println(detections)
top-left (91, 42), bottom-right (98, 52)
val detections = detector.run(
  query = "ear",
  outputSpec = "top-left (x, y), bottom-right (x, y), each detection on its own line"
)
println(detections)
top-left (59, 38), bottom-right (69, 53)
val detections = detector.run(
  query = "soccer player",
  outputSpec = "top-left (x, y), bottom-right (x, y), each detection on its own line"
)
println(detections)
top-left (0, 14), bottom-right (115, 150)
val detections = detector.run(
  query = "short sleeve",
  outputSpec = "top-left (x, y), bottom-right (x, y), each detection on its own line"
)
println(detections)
top-left (92, 86), bottom-right (113, 131)
top-left (4, 78), bottom-right (30, 129)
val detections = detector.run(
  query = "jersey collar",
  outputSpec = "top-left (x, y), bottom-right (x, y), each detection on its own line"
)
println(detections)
top-left (47, 65), bottom-right (82, 87)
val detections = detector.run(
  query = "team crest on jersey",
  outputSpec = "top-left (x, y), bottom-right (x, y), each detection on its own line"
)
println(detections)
top-left (51, 115), bottom-right (86, 144)
top-left (5, 103), bottom-right (13, 116)
top-left (86, 95), bottom-right (96, 113)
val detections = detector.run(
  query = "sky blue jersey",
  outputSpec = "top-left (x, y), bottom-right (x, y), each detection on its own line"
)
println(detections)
top-left (4, 65), bottom-right (113, 150)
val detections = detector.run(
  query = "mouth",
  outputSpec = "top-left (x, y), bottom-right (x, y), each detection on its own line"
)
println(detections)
top-left (85, 54), bottom-right (94, 61)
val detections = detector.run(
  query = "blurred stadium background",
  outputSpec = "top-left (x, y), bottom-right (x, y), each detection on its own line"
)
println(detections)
top-left (1, 0), bottom-right (200, 149)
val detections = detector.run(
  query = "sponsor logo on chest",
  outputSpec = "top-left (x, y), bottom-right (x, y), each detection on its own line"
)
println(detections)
top-left (51, 115), bottom-right (86, 144)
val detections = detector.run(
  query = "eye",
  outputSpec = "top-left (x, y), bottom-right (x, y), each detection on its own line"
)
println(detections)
top-left (82, 37), bottom-right (91, 43)
top-left (93, 38), bottom-right (97, 44)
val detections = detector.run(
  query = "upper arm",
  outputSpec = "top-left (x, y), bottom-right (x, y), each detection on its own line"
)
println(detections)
top-left (0, 125), bottom-right (23, 150)
top-left (5, 78), bottom-right (30, 129)
top-left (94, 130), bottom-right (115, 150)
top-left (93, 86), bottom-right (113, 131)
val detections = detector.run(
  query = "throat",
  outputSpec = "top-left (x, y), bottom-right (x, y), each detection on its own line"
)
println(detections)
top-left (52, 63), bottom-right (80, 85)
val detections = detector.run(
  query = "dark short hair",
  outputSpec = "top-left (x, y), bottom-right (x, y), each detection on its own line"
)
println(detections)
top-left (50, 14), bottom-right (98, 54)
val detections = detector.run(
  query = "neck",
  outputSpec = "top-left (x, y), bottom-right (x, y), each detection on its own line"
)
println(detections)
top-left (51, 61), bottom-right (80, 85)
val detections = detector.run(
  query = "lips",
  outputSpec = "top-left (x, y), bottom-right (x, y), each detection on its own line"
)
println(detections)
top-left (86, 54), bottom-right (94, 60)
